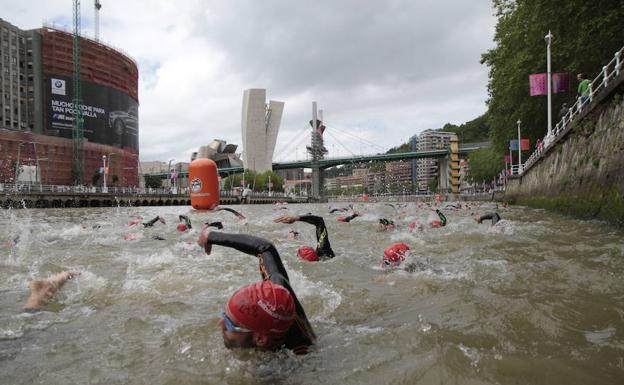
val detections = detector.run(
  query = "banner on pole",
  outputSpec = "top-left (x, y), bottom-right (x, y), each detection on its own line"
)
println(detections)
top-left (520, 139), bottom-right (530, 151)
top-left (504, 155), bottom-right (512, 163)
top-left (552, 72), bottom-right (569, 93)
top-left (529, 73), bottom-right (547, 96)
top-left (509, 140), bottom-right (519, 151)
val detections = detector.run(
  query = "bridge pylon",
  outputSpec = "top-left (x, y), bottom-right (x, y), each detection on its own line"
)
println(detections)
top-left (449, 136), bottom-right (460, 194)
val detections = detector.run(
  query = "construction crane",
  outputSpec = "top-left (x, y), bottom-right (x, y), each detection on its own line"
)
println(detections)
top-left (72, 0), bottom-right (84, 184)
top-left (94, 0), bottom-right (101, 41)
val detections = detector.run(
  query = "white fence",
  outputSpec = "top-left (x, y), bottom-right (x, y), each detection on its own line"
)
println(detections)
top-left (513, 44), bottom-right (623, 176)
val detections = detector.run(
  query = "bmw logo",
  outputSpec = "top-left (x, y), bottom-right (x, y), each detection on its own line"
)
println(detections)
top-left (54, 80), bottom-right (63, 88)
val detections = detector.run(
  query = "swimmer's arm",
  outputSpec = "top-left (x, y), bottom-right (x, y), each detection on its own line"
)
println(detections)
top-left (298, 215), bottom-right (335, 258)
top-left (143, 216), bottom-right (162, 227)
top-left (216, 207), bottom-right (245, 219)
top-left (203, 230), bottom-right (274, 255)
top-left (297, 214), bottom-right (325, 228)
top-left (23, 271), bottom-right (80, 310)
top-left (436, 210), bottom-right (447, 226)
top-left (200, 228), bottom-right (292, 285)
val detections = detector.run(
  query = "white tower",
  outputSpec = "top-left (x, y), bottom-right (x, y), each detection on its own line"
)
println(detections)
top-left (241, 89), bottom-right (284, 172)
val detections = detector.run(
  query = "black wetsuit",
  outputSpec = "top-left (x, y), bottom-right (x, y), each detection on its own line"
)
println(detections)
top-left (219, 207), bottom-right (245, 219)
top-left (478, 212), bottom-right (501, 225)
top-left (143, 216), bottom-right (162, 227)
top-left (298, 214), bottom-right (335, 259)
top-left (205, 221), bottom-right (224, 230)
top-left (435, 210), bottom-right (447, 226)
top-left (207, 232), bottom-right (317, 354)
top-left (340, 213), bottom-right (360, 223)
top-left (179, 215), bottom-right (192, 229)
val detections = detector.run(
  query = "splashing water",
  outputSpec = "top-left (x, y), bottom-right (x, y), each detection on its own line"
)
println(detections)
top-left (0, 203), bottom-right (623, 385)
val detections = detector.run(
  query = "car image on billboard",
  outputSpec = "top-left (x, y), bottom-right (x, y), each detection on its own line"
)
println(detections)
top-left (108, 105), bottom-right (138, 149)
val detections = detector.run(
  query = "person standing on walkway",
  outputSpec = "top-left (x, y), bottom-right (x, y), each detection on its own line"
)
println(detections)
top-left (577, 73), bottom-right (591, 106)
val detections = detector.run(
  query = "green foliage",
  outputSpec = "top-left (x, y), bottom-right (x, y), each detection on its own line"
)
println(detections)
top-left (144, 174), bottom-right (162, 188)
top-left (467, 147), bottom-right (504, 183)
top-left (222, 170), bottom-right (284, 192)
top-left (386, 142), bottom-right (411, 154)
top-left (482, 0), bottom-right (624, 155)
top-left (111, 175), bottom-right (119, 185)
top-left (435, 114), bottom-right (491, 143)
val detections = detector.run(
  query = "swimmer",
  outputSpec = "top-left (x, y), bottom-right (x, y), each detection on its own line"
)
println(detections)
top-left (407, 220), bottom-right (423, 231)
top-left (128, 216), bottom-right (144, 226)
top-left (381, 243), bottom-right (429, 273)
top-left (382, 242), bottom-right (409, 268)
top-left (337, 212), bottom-right (360, 223)
top-left (377, 218), bottom-right (396, 231)
top-left (329, 204), bottom-right (353, 213)
top-left (197, 226), bottom-right (316, 354)
top-left (475, 212), bottom-right (501, 226)
top-left (204, 221), bottom-right (224, 230)
top-left (274, 214), bottom-right (335, 261)
top-left (429, 209), bottom-right (447, 228)
top-left (143, 216), bottom-right (166, 227)
top-left (177, 215), bottom-right (193, 232)
top-left (288, 230), bottom-right (300, 240)
top-left (23, 271), bottom-right (81, 311)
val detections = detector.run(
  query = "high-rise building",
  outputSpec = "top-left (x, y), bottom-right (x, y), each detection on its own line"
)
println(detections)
top-left (412, 131), bottom-right (457, 191)
top-left (241, 89), bottom-right (283, 172)
top-left (0, 19), bottom-right (139, 186)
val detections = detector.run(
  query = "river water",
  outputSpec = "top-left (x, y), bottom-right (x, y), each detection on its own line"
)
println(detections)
top-left (1, 202), bottom-right (623, 385)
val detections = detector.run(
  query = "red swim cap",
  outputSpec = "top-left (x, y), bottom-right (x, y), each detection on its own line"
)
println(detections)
top-left (430, 220), bottom-right (441, 228)
top-left (226, 281), bottom-right (295, 334)
top-left (297, 246), bottom-right (319, 262)
top-left (383, 242), bottom-right (410, 266)
top-left (177, 223), bottom-right (188, 232)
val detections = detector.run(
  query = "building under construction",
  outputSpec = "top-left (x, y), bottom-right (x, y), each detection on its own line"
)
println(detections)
top-left (0, 18), bottom-right (139, 186)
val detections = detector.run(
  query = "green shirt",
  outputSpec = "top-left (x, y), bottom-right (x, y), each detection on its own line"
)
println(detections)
top-left (578, 79), bottom-right (590, 96)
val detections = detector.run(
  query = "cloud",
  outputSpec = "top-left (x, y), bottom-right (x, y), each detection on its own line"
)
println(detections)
top-left (0, 0), bottom-right (495, 162)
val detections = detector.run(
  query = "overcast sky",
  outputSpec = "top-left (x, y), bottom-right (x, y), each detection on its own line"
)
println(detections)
top-left (3, 0), bottom-right (496, 163)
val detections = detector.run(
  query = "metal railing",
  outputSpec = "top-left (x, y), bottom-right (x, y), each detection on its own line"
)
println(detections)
top-left (521, 44), bottom-right (624, 174)
top-left (0, 183), bottom-right (299, 200)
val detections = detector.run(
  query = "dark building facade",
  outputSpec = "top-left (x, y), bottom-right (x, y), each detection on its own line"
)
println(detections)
top-left (0, 19), bottom-right (139, 186)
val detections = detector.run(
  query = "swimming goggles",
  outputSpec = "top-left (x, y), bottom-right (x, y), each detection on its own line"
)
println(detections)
top-left (222, 312), bottom-right (252, 333)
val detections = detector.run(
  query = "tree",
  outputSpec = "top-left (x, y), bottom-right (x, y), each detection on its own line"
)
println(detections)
top-left (467, 147), bottom-right (503, 183)
top-left (481, 0), bottom-right (624, 157)
top-left (222, 170), bottom-right (285, 193)
top-left (111, 175), bottom-right (119, 186)
top-left (144, 174), bottom-right (162, 188)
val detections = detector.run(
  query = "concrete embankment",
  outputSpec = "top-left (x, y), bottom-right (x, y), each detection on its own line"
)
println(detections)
top-left (506, 87), bottom-right (624, 227)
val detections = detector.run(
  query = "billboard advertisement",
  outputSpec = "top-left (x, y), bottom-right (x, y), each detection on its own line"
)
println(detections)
top-left (45, 74), bottom-right (139, 150)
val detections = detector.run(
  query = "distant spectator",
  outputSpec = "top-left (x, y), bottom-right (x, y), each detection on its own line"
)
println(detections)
top-left (577, 73), bottom-right (591, 106)
top-left (536, 138), bottom-right (543, 153)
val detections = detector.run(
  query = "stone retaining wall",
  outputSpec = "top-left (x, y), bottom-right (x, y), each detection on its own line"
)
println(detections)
top-left (506, 87), bottom-right (624, 227)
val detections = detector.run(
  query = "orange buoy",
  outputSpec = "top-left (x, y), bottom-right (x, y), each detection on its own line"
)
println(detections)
top-left (188, 159), bottom-right (220, 209)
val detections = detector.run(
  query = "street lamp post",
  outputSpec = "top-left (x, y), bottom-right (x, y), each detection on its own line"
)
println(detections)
top-left (545, 30), bottom-right (553, 145)
top-left (102, 155), bottom-right (108, 193)
top-left (517, 119), bottom-right (522, 174)
top-left (168, 158), bottom-right (174, 192)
